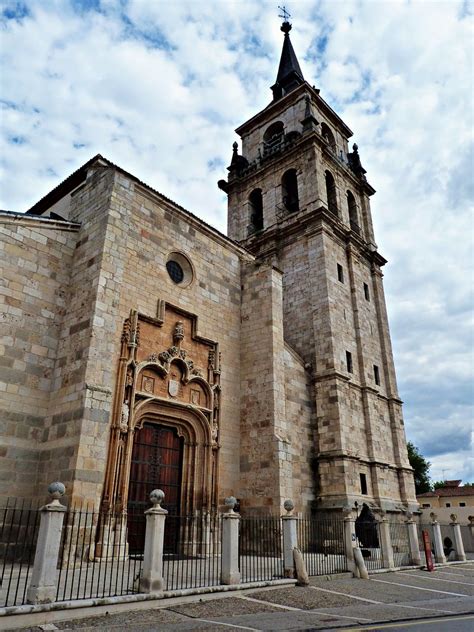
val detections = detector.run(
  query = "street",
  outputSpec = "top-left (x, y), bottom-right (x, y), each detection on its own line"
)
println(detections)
top-left (6, 563), bottom-right (474, 631)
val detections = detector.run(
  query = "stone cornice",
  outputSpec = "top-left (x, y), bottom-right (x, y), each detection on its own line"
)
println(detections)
top-left (242, 203), bottom-right (387, 268)
top-left (0, 210), bottom-right (80, 232)
top-left (316, 451), bottom-right (413, 472)
top-left (229, 128), bottom-right (374, 197)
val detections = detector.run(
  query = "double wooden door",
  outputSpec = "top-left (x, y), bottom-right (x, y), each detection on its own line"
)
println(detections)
top-left (127, 423), bottom-right (183, 553)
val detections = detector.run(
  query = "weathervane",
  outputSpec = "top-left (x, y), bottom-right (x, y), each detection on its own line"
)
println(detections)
top-left (278, 5), bottom-right (291, 22)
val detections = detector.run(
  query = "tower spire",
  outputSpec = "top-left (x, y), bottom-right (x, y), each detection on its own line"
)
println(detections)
top-left (271, 9), bottom-right (304, 101)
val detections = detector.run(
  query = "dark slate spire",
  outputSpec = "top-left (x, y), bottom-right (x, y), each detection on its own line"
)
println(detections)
top-left (271, 20), bottom-right (304, 101)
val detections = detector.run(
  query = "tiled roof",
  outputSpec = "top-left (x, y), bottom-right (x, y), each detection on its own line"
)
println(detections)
top-left (418, 487), bottom-right (474, 498)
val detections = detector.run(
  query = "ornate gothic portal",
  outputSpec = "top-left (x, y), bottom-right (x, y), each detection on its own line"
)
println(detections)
top-left (101, 302), bottom-right (221, 520)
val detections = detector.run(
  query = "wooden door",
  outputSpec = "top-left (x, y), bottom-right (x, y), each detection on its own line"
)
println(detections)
top-left (127, 423), bottom-right (183, 553)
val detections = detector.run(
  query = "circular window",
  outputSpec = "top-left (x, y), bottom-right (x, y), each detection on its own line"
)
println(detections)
top-left (166, 252), bottom-right (193, 287)
top-left (166, 260), bottom-right (184, 284)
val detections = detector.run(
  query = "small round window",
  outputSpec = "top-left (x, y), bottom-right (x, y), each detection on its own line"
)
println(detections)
top-left (166, 260), bottom-right (184, 283)
top-left (166, 252), bottom-right (193, 287)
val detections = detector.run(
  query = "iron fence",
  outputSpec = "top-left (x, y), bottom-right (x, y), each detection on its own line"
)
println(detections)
top-left (460, 525), bottom-right (474, 553)
top-left (388, 522), bottom-right (410, 567)
top-left (0, 499), bottom-right (41, 607)
top-left (298, 516), bottom-right (348, 576)
top-left (163, 513), bottom-right (222, 591)
top-left (355, 520), bottom-right (383, 570)
top-left (56, 506), bottom-right (143, 602)
top-left (440, 523), bottom-right (459, 560)
top-left (239, 515), bottom-right (284, 582)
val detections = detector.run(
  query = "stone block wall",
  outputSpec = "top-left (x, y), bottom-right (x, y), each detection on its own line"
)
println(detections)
top-left (240, 262), bottom-right (292, 512)
top-left (48, 166), bottom-right (247, 507)
top-left (283, 344), bottom-right (316, 512)
top-left (0, 214), bottom-right (79, 501)
top-left (35, 167), bottom-right (117, 503)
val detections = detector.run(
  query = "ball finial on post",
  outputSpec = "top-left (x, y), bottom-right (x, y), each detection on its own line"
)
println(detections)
top-left (283, 499), bottom-right (295, 515)
top-left (149, 489), bottom-right (165, 508)
top-left (47, 482), bottom-right (65, 506)
top-left (224, 496), bottom-right (237, 513)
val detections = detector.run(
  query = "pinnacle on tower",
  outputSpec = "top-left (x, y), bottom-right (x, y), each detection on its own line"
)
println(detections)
top-left (271, 15), bottom-right (304, 101)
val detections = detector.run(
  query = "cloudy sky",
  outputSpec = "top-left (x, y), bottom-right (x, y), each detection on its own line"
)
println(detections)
top-left (1, 0), bottom-right (472, 483)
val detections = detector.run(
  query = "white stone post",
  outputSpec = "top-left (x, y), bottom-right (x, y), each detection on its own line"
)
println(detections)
top-left (430, 513), bottom-right (446, 564)
top-left (468, 516), bottom-right (474, 551)
top-left (27, 482), bottom-right (67, 604)
top-left (139, 489), bottom-right (168, 595)
top-left (450, 514), bottom-right (467, 562)
top-left (343, 510), bottom-right (358, 577)
top-left (282, 499), bottom-right (298, 578)
top-left (220, 496), bottom-right (240, 585)
top-left (379, 517), bottom-right (395, 570)
top-left (406, 513), bottom-right (421, 566)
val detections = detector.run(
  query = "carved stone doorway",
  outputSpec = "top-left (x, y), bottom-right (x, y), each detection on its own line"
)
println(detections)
top-left (127, 422), bottom-right (183, 553)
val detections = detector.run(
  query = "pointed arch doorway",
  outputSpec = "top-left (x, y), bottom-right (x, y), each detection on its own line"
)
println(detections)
top-left (127, 422), bottom-right (183, 553)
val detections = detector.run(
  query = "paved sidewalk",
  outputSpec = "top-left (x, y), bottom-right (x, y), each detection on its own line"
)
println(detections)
top-left (6, 563), bottom-right (474, 631)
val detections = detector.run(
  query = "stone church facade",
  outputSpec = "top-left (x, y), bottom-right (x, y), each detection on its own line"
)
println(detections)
top-left (0, 21), bottom-right (417, 516)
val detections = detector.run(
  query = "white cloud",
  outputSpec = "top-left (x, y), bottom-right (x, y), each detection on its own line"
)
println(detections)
top-left (1, 0), bottom-right (472, 482)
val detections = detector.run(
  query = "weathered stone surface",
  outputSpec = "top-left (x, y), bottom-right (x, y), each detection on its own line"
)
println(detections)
top-left (0, 42), bottom-right (416, 514)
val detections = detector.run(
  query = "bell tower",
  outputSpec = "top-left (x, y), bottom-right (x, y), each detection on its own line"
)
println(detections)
top-left (220, 17), bottom-right (417, 513)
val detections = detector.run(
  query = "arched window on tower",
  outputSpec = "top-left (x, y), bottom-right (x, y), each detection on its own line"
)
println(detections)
top-left (347, 190), bottom-right (360, 234)
top-left (248, 188), bottom-right (263, 234)
top-left (321, 123), bottom-right (336, 152)
top-left (263, 121), bottom-right (284, 155)
top-left (325, 170), bottom-right (338, 216)
top-left (282, 169), bottom-right (299, 213)
top-left (264, 121), bottom-right (284, 144)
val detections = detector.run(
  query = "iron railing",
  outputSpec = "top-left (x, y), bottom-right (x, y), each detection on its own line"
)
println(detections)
top-left (163, 513), bottom-right (222, 591)
top-left (0, 499), bottom-right (41, 607)
top-left (355, 520), bottom-right (383, 570)
top-left (388, 522), bottom-right (411, 567)
top-left (440, 523), bottom-right (457, 559)
top-left (460, 525), bottom-right (474, 553)
top-left (56, 506), bottom-right (143, 602)
top-left (239, 515), bottom-right (284, 583)
top-left (298, 516), bottom-right (348, 576)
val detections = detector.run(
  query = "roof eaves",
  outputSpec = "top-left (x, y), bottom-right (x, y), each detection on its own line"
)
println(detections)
top-left (235, 83), bottom-right (353, 139)
top-left (26, 154), bottom-right (104, 216)
top-left (26, 154), bottom-right (254, 259)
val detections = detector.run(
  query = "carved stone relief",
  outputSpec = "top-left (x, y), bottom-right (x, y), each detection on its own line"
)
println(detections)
top-left (102, 304), bottom-right (221, 518)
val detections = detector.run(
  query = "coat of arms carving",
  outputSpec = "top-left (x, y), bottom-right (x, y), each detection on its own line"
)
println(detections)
top-left (168, 379), bottom-right (179, 397)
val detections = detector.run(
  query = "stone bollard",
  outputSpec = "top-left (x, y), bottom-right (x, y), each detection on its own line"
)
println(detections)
top-left (342, 508), bottom-right (359, 577)
top-left (406, 512), bottom-right (422, 566)
top-left (27, 482), bottom-right (67, 604)
top-left (468, 516), bottom-right (474, 551)
top-left (281, 499), bottom-right (298, 578)
top-left (430, 513), bottom-right (447, 564)
top-left (220, 496), bottom-right (240, 585)
top-left (450, 514), bottom-right (467, 562)
top-left (379, 517), bottom-right (395, 570)
top-left (139, 489), bottom-right (168, 594)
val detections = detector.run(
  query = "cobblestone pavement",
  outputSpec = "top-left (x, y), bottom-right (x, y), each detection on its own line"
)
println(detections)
top-left (11, 563), bottom-right (474, 631)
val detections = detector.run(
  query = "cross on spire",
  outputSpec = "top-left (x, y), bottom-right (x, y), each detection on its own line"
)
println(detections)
top-left (271, 5), bottom-right (304, 100)
top-left (278, 5), bottom-right (291, 22)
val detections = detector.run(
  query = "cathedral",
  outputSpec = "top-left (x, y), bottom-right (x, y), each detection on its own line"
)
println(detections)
top-left (0, 19), bottom-right (417, 518)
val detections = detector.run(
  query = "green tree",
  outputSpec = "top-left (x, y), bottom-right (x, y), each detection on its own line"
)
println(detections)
top-left (407, 442), bottom-right (432, 494)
